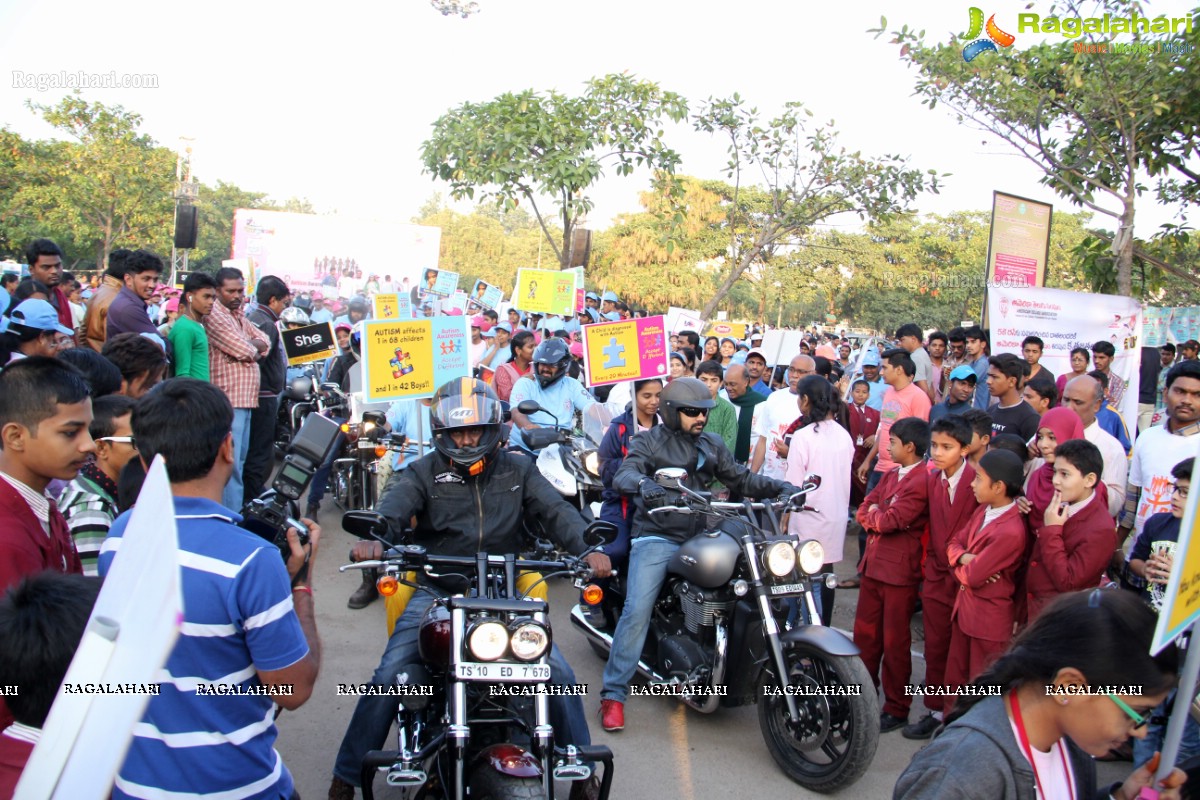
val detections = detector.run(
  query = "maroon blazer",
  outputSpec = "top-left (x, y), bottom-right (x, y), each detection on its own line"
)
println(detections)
top-left (924, 462), bottom-right (980, 585)
top-left (948, 504), bottom-right (1027, 642)
top-left (857, 463), bottom-right (930, 586)
top-left (1025, 489), bottom-right (1116, 621)
top-left (847, 403), bottom-right (881, 466)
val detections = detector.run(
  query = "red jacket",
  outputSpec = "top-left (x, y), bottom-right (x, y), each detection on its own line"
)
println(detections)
top-left (925, 462), bottom-right (980, 584)
top-left (1024, 488), bottom-right (1116, 622)
top-left (857, 463), bottom-right (929, 586)
top-left (948, 504), bottom-right (1027, 642)
top-left (847, 403), bottom-right (880, 466)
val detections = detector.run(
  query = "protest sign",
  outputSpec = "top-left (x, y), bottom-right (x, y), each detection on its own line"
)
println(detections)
top-left (572, 268), bottom-right (586, 314)
top-left (582, 315), bottom-right (670, 387)
top-left (417, 267), bottom-right (459, 298)
top-left (984, 191), bottom-right (1052, 288)
top-left (665, 306), bottom-right (704, 335)
top-left (361, 317), bottom-right (470, 402)
top-left (281, 321), bottom-right (337, 366)
top-left (757, 329), bottom-right (805, 366)
top-left (987, 285), bottom-right (1141, 430)
top-left (513, 268), bottom-right (577, 316)
top-left (17, 457), bottom-right (181, 799)
top-left (1152, 437), bottom-right (1200, 653)
top-left (469, 279), bottom-right (504, 310)
top-left (372, 292), bottom-right (410, 321)
top-left (1142, 306), bottom-right (1200, 347)
top-left (445, 290), bottom-right (469, 314)
top-left (703, 321), bottom-right (748, 340)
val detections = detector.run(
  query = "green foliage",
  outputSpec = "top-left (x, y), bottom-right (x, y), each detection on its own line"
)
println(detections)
top-left (411, 197), bottom-right (547, 292)
top-left (189, 181), bottom-right (272, 273)
top-left (420, 73), bottom-right (689, 268)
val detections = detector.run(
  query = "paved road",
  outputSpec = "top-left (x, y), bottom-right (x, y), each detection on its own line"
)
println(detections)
top-left (274, 505), bottom-right (1129, 798)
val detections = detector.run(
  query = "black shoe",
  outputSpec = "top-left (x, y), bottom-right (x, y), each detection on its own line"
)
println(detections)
top-left (305, 504), bottom-right (320, 525)
top-left (568, 774), bottom-right (602, 800)
top-left (880, 712), bottom-right (908, 733)
top-left (328, 775), bottom-right (355, 800)
top-left (348, 569), bottom-right (379, 609)
top-left (902, 713), bottom-right (940, 740)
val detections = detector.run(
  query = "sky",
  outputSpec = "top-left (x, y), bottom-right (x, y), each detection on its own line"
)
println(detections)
top-left (1, 0), bottom-right (1194, 240)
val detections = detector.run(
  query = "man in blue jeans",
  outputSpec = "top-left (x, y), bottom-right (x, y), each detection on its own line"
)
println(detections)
top-left (600, 378), bottom-right (798, 732)
top-left (329, 378), bottom-right (611, 800)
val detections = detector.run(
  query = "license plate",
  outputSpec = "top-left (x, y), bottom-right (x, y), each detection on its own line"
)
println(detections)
top-left (769, 583), bottom-right (807, 596)
top-left (455, 662), bottom-right (551, 682)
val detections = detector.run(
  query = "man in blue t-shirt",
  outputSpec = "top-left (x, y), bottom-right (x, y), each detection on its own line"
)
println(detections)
top-left (508, 338), bottom-right (596, 451)
top-left (99, 378), bottom-right (320, 800)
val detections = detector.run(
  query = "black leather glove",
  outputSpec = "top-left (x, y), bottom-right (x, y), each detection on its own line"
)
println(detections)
top-left (776, 488), bottom-right (800, 507)
top-left (640, 479), bottom-right (668, 510)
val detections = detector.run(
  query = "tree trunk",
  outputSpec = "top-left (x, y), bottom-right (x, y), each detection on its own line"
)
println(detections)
top-left (1114, 198), bottom-right (1135, 297)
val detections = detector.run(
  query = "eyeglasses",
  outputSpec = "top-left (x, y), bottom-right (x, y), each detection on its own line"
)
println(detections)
top-left (1106, 694), bottom-right (1151, 729)
top-left (98, 436), bottom-right (137, 450)
top-left (677, 407), bottom-right (709, 418)
top-left (1173, 484), bottom-right (1190, 499)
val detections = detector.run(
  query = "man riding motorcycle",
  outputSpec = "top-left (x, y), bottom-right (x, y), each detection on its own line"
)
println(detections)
top-left (597, 377), bottom-right (801, 732)
top-left (508, 338), bottom-right (596, 451)
top-left (328, 377), bottom-right (612, 800)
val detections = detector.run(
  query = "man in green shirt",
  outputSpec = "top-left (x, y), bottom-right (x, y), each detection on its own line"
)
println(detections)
top-left (169, 272), bottom-right (218, 380)
top-left (696, 359), bottom-right (739, 475)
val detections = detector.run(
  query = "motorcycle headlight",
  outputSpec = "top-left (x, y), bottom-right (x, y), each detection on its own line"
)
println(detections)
top-left (583, 450), bottom-right (600, 478)
top-left (797, 540), bottom-right (825, 575)
top-left (509, 621), bottom-right (550, 662)
top-left (467, 620), bottom-right (509, 662)
top-left (763, 541), bottom-right (797, 578)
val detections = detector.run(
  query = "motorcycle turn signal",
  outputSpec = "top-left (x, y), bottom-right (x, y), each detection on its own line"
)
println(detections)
top-left (376, 574), bottom-right (400, 596)
top-left (582, 584), bottom-right (604, 606)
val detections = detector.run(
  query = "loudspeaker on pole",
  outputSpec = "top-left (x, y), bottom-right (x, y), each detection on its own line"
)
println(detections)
top-left (174, 204), bottom-right (198, 249)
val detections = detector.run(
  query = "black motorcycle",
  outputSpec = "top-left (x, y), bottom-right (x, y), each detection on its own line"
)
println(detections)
top-left (570, 468), bottom-right (879, 794)
top-left (275, 366), bottom-right (321, 458)
top-left (340, 510), bottom-right (618, 800)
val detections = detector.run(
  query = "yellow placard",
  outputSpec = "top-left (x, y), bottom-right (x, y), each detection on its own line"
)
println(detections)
top-left (513, 268), bottom-right (577, 316)
top-left (703, 322), bottom-right (748, 340)
top-left (361, 317), bottom-right (470, 402)
top-left (1151, 438), bottom-right (1200, 653)
top-left (373, 293), bottom-right (402, 320)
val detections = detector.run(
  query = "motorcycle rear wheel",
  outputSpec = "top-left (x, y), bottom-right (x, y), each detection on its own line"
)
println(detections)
top-left (468, 767), bottom-right (545, 800)
top-left (757, 642), bottom-right (879, 794)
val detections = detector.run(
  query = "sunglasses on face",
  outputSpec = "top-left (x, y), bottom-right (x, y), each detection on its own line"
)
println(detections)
top-left (677, 407), bottom-right (709, 418)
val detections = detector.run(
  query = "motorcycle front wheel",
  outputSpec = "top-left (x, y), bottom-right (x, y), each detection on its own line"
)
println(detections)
top-left (468, 767), bottom-right (545, 800)
top-left (757, 642), bottom-right (879, 794)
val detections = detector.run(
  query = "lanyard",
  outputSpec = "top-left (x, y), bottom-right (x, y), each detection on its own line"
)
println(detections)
top-left (1008, 693), bottom-right (1074, 800)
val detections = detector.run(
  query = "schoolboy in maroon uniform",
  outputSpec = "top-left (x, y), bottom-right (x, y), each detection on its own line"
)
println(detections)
top-left (854, 417), bottom-right (931, 733)
top-left (903, 415), bottom-right (979, 740)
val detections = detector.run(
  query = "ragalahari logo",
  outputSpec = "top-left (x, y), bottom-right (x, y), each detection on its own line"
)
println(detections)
top-left (962, 7), bottom-right (1016, 61)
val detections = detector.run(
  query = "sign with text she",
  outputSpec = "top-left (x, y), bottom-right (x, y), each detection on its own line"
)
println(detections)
top-left (986, 285), bottom-right (1142, 431)
top-left (362, 317), bottom-right (470, 402)
top-left (582, 315), bottom-right (669, 387)
top-left (372, 292), bottom-right (410, 321)
top-left (281, 322), bottom-right (338, 366)
top-left (512, 268), bottom-right (577, 316)
top-left (1152, 437), bottom-right (1200, 654)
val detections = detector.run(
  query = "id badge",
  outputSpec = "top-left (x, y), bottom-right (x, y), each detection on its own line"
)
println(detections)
top-left (856, 435), bottom-right (864, 446)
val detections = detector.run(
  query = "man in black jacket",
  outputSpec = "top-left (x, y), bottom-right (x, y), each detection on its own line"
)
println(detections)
top-left (244, 276), bottom-right (290, 505)
top-left (329, 378), bottom-right (611, 800)
top-left (598, 377), bottom-right (799, 732)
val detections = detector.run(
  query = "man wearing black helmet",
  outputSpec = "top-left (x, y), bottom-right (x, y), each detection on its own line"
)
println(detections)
top-left (328, 378), bottom-right (612, 800)
top-left (597, 377), bottom-right (801, 733)
top-left (508, 337), bottom-right (597, 451)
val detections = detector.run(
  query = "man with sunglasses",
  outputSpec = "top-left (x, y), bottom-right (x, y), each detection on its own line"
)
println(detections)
top-left (60, 395), bottom-right (138, 576)
top-left (598, 377), bottom-right (800, 732)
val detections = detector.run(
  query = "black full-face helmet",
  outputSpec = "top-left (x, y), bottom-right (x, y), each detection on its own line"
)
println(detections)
top-left (429, 377), bottom-right (506, 475)
top-left (531, 338), bottom-right (571, 389)
top-left (659, 377), bottom-right (715, 432)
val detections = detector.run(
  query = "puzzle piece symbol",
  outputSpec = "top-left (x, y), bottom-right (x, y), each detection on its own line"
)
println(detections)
top-left (602, 337), bottom-right (626, 370)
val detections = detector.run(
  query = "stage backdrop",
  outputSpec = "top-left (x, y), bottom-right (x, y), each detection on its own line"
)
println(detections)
top-left (987, 285), bottom-right (1141, 429)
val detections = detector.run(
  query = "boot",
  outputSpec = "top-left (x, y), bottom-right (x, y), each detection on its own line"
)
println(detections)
top-left (348, 568), bottom-right (379, 609)
top-left (305, 502), bottom-right (320, 525)
top-left (328, 775), bottom-right (355, 800)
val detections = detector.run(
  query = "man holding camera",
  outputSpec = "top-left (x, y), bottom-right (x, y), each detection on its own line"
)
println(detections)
top-left (99, 378), bottom-right (320, 800)
top-left (329, 377), bottom-right (611, 800)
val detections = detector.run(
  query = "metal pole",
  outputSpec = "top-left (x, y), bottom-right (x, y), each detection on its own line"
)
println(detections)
top-left (1156, 625), bottom-right (1200, 784)
top-left (417, 404), bottom-right (426, 458)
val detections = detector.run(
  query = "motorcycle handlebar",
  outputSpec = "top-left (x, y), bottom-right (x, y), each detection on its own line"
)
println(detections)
top-left (338, 550), bottom-right (600, 577)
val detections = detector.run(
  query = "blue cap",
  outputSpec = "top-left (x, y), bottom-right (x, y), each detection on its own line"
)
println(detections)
top-left (1, 298), bottom-right (73, 336)
top-left (495, 321), bottom-right (513, 333)
top-left (949, 365), bottom-right (977, 382)
top-left (578, 307), bottom-right (601, 324)
top-left (603, 311), bottom-right (621, 321)
top-left (542, 316), bottom-right (565, 333)
top-left (0, 289), bottom-right (8, 317)
top-left (861, 350), bottom-right (881, 367)
top-left (601, 290), bottom-right (619, 303)
top-left (585, 291), bottom-right (600, 301)
top-left (481, 328), bottom-right (495, 338)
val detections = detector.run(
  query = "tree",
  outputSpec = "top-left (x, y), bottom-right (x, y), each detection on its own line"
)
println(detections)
top-left (420, 73), bottom-right (689, 269)
top-left (14, 93), bottom-right (174, 269)
top-left (692, 95), bottom-right (940, 319)
top-left (874, 0), bottom-right (1199, 296)
top-left (189, 180), bottom-right (272, 273)
top-left (411, 201), bottom-right (546, 292)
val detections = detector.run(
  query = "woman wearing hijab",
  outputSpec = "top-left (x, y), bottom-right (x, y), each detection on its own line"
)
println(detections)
top-left (1023, 407), bottom-right (1085, 537)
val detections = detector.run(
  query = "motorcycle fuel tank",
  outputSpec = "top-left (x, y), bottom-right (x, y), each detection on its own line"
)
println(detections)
top-left (668, 529), bottom-right (741, 588)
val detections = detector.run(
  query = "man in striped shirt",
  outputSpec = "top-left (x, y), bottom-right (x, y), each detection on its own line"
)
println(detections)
top-left (100, 378), bottom-right (321, 800)
top-left (203, 267), bottom-right (270, 512)
top-left (60, 395), bottom-right (137, 576)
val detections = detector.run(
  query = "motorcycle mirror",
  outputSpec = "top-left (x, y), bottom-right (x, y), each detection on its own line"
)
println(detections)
top-left (654, 467), bottom-right (688, 488)
top-left (802, 473), bottom-right (822, 493)
top-left (584, 520), bottom-right (618, 547)
top-left (362, 410), bottom-right (388, 427)
top-left (515, 400), bottom-right (542, 416)
top-left (341, 510), bottom-right (389, 540)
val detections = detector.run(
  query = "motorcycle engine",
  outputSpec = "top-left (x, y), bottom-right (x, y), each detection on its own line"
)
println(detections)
top-left (673, 581), bottom-right (736, 635)
top-left (659, 635), bottom-right (710, 680)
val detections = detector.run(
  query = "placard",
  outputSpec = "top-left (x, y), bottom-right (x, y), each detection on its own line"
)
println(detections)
top-left (362, 317), bottom-right (470, 401)
top-left (372, 292), bottom-right (410, 320)
top-left (665, 306), bottom-right (704, 335)
top-left (582, 315), bottom-right (670, 387)
top-left (419, 267), bottom-right (459, 298)
top-left (572, 268), bottom-right (586, 314)
top-left (513, 268), bottom-right (577, 316)
top-left (985, 190), bottom-right (1052, 288)
top-left (703, 321), bottom-right (748, 340)
top-left (757, 329), bottom-right (805, 366)
top-left (469, 279), bottom-right (504, 311)
top-left (1152, 437), bottom-right (1200, 653)
top-left (281, 322), bottom-right (337, 366)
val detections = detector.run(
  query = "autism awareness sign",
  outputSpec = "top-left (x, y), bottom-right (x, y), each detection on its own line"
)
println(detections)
top-left (582, 315), bottom-right (669, 387)
top-left (962, 7), bottom-right (1015, 61)
top-left (362, 317), bottom-right (470, 402)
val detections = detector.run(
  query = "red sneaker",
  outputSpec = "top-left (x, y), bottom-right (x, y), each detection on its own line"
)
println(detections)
top-left (599, 699), bottom-right (624, 732)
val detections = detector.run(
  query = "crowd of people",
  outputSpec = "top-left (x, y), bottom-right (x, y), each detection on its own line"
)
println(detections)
top-left (2, 234), bottom-right (1200, 799)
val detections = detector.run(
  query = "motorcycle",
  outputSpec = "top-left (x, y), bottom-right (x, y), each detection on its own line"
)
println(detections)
top-left (514, 401), bottom-right (610, 519)
top-left (275, 365), bottom-right (321, 458)
top-left (339, 509), bottom-right (618, 800)
top-left (319, 381), bottom-right (400, 512)
top-left (570, 467), bottom-right (879, 794)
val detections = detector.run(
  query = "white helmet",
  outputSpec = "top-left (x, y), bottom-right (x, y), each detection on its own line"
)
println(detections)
top-left (280, 307), bottom-right (311, 327)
